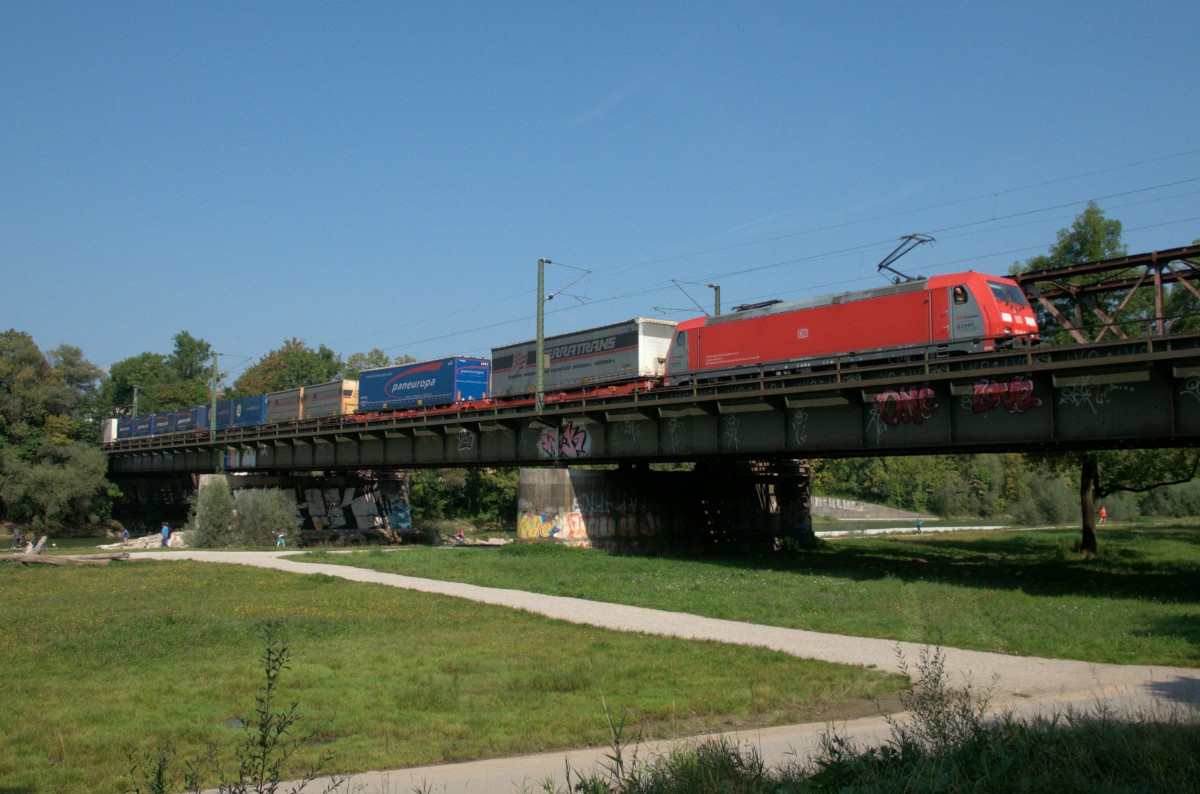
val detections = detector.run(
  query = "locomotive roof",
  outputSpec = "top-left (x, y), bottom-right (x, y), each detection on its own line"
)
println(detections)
top-left (708, 276), bottom-right (931, 325)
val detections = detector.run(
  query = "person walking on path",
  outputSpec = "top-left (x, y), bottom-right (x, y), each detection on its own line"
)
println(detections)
top-left (1099, 506), bottom-right (1108, 524)
top-left (160, 522), bottom-right (170, 548)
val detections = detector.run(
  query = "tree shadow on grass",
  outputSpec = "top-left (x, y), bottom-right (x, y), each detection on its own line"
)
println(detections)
top-left (694, 528), bottom-right (1200, 604)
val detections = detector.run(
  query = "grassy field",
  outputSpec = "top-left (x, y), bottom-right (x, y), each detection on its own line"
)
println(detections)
top-left (0, 560), bottom-right (902, 793)
top-left (306, 525), bottom-right (1200, 667)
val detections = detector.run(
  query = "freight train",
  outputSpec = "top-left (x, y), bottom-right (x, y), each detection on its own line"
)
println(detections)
top-left (103, 271), bottom-right (1038, 443)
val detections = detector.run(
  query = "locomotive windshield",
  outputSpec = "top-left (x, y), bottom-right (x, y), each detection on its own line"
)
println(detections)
top-left (987, 280), bottom-right (1030, 306)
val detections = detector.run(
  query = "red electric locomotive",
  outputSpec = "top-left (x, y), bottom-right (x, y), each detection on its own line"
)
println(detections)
top-left (664, 272), bottom-right (1038, 384)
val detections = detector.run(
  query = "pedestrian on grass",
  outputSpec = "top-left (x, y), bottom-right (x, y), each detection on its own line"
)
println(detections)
top-left (1099, 506), bottom-right (1107, 525)
top-left (161, 522), bottom-right (170, 548)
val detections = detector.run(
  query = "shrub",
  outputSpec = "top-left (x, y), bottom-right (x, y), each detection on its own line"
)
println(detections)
top-left (1139, 481), bottom-right (1200, 517)
top-left (1012, 472), bottom-right (1076, 524)
top-left (186, 481), bottom-right (300, 548)
top-left (233, 489), bottom-right (300, 546)
top-left (186, 476), bottom-right (236, 548)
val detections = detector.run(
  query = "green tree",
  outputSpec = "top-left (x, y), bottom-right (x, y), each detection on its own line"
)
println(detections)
top-left (342, 348), bottom-right (414, 380)
top-left (0, 443), bottom-right (115, 527)
top-left (101, 352), bottom-right (172, 417)
top-left (1, 333), bottom-right (103, 446)
top-left (0, 331), bottom-right (114, 528)
top-left (1076, 449), bottom-right (1199, 554)
top-left (409, 468), bottom-right (467, 520)
top-left (99, 332), bottom-right (216, 417)
top-left (1011, 202), bottom-right (1131, 343)
top-left (1015, 208), bottom-right (1197, 553)
top-left (464, 467), bottom-right (518, 525)
top-left (168, 330), bottom-right (213, 382)
top-left (0, 330), bottom-right (53, 451)
top-left (233, 338), bottom-right (342, 396)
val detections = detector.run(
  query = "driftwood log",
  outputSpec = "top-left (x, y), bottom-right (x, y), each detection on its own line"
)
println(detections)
top-left (1, 551), bottom-right (135, 566)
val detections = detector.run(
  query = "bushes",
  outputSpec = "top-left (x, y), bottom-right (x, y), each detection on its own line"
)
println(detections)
top-left (409, 467), bottom-right (517, 527)
top-left (1011, 471), bottom-right (1076, 525)
top-left (186, 477), bottom-right (299, 548)
top-left (187, 476), bottom-right (235, 548)
top-left (233, 488), bottom-right (300, 546)
top-left (1138, 480), bottom-right (1200, 518)
top-left (0, 441), bottom-right (116, 529)
top-left (813, 454), bottom-right (1025, 519)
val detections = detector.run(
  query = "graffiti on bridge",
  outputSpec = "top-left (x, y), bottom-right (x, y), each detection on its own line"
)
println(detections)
top-left (517, 491), bottom-right (661, 548)
top-left (722, 415), bottom-right (740, 450)
top-left (1182, 376), bottom-right (1200, 404)
top-left (869, 385), bottom-right (938, 440)
top-left (965, 376), bottom-right (1042, 415)
top-left (537, 420), bottom-right (592, 458)
top-left (1058, 381), bottom-right (1134, 414)
top-left (791, 408), bottom-right (809, 444)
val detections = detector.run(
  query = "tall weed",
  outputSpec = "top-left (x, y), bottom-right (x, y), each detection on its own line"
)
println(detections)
top-left (123, 622), bottom-right (342, 794)
top-left (546, 645), bottom-right (1199, 792)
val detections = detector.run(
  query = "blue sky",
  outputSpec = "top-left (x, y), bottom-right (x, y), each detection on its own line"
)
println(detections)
top-left (3, 2), bottom-right (1198, 381)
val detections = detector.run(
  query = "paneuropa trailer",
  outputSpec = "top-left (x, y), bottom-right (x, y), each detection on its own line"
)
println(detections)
top-left (358, 357), bottom-right (490, 412)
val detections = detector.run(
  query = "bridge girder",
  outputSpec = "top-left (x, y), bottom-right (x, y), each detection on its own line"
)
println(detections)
top-left (105, 333), bottom-right (1200, 475)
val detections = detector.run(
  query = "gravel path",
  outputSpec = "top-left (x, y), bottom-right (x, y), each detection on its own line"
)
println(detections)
top-left (135, 549), bottom-right (1200, 793)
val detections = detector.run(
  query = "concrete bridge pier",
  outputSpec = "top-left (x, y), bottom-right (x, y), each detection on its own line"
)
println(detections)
top-left (516, 460), bottom-right (813, 554)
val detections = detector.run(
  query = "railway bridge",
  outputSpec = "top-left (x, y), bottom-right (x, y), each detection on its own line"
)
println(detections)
top-left (106, 333), bottom-right (1200, 471)
top-left (104, 331), bottom-right (1200, 551)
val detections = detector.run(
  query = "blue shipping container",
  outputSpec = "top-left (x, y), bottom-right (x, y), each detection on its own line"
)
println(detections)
top-left (133, 415), bottom-right (154, 437)
top-left (358, 357), bottom-right (490, 412)
top-left (233, 395), bottom-right (267, 428)
top-left (172, 405), bottom-right (209, 432)
top-left (215, 399), bottom-right (234, 431)
top-left (152, 412), bottom-right (176, 435)
top-left (117, 418), bottom-right (134, 439)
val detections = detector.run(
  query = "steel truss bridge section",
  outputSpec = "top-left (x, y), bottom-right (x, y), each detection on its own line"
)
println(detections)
top-left (104, 333), bottom-right (1200, 475)
top-left (1014, 244), bottom-right (1200, 343)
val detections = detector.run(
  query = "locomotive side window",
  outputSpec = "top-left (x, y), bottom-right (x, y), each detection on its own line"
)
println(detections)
top-left (953, 286), bottom-right (969, 304)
